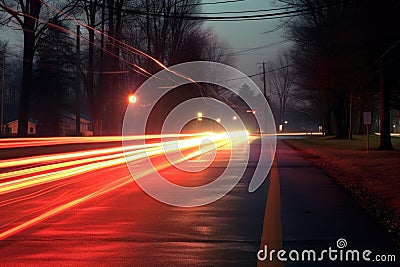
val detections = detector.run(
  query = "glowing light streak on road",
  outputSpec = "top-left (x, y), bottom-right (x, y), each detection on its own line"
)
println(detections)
top-left (0, 144), bottom-right (140, 169)
top-left (0, 133), bottom-right (224, 173)
top-left (0, 134), bottom-right (203, 149)
top-left (0, 132), bottom-right (249, 241)
top-left (0, 135), bottom-right (232, 209)
top-left (0, 176), bottom-right (133, 241)
top-left (0, 133), bottom-right (233, 195)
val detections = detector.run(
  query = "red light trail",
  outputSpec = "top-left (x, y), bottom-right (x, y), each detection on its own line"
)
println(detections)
top-left (0, 133), bottom-right (250, 241)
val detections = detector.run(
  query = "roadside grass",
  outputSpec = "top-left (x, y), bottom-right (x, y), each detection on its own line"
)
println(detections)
top-left (284, 135), bottom-right (400, 244)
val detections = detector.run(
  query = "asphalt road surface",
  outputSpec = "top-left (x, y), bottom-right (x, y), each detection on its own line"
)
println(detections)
top-left (0, 136), bottom-right (398, 266)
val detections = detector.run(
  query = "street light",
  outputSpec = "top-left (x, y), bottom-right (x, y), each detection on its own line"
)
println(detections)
top-left (233, 116), bottom-right (237, 121)
top-left (128, 95), bottom-right (137, 104)
top-left (216, 118), bottom-right (221, 123)
top-left (197, 112), bottom-right (203, 121)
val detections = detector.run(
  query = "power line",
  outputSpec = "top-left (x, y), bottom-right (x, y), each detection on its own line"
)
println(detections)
top-left (220, 64), bottom-right (294, 82)
top-left (80, 0), bottom-right (342, 22)
top-left (140, 1), bottom-right (350, 21)
top-left (181, 5), bottom-right (294, 15)
top-left (123, 6), bottom-right (310, 21)
top-left (77, 0), bottom-right (293, 16)
top-left (195, 0), bottom-right (246, 5)
top-left (198, 7), bottom-right (292, 15)
top-left (77, 0), bottom-right (353, 22)
top-left (224, 40), bottom-right (290, 56)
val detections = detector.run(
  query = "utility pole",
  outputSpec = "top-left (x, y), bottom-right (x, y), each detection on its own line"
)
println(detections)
top-left (262, 62), bottom-right (267, 99)
top-left (258, 62), bottom-right (269, 102)
top-left (258, 62), bottom-right (270, 134)
top-left (1, 51), bottom-right (5, 137)
top-left (75, 25), bottom-right (81, 136)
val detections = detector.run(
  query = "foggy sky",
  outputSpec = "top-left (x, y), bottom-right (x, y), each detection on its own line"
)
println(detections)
top-left (203, 0), bottom-right (291, 89)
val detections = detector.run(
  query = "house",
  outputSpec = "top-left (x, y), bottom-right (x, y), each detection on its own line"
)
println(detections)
top-left (60, 112), bottom-right (93, 136)
top-left (1, 106), bottom-right (92, 136)
top-left (5, 119), bottom-right (38, 136)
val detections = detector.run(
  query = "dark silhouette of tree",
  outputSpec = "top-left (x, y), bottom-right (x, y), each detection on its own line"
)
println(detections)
top-left (0, 0), bottom-right (78, 136)
top-left (280, 0), bottom-right (400, 146)
top-left (76, 0), bottom-right (207, 135)
top-left (78, 0), bottom-right (104, 135)
top-left (1, 0), bottom-right (234, 136)
top-left (0, 0), bottom-right (43, 136)
top-left (102, 0), bottom-right (124, 135)
top-left (110, 0), bottom-right (224, 133)
top-left (267, 50), bottom-right (295, 129)
top-left (192, 28), bottom-right (234, 65)
top-left (0, 42), bottom-right (22, 106)
top-left (32, 18), bottom-right (75, 135)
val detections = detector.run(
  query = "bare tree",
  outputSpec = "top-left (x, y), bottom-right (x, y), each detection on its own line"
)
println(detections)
top-left (0, 0), bottom-right (43, 136)
top-left (32, 18), bottom-right (75, 136)
top-left (267, 50), bottom-right (295, 129)
top-left (103, 0), bottom-right (124, 135)
top-left (198, 28), bottom-right (234, 65)
top-left (0, 0), bottom-right (77, 136)
top-left (134, 0), bottom-right (203, 68)
top-left (78, 0), bottom-right (104, 135)
top-left (280, 0), bottom-right (400, 147)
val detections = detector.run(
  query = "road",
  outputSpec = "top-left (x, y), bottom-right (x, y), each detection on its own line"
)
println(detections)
top-left (0, 135), bottom-right (398, 266)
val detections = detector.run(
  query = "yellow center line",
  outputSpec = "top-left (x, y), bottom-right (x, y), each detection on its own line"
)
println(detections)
top-left (258, 159), bottom-right (284, 267)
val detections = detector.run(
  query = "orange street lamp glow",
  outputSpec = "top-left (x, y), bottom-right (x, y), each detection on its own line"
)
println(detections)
top-left (128, 95), bottom-right (137, 104)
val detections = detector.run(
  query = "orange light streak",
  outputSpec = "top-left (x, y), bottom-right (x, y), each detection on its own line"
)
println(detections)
top-left (0, 133), bottom-right (231, 195)
top-left (0, 133), bottom-right (206, 149)
top-left (0, 176), bottom-right (133, 240)
top-left (0, 132), bottom-right (249, 241)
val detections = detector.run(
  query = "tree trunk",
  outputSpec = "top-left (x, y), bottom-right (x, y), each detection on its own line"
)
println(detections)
top-left (110, 0), bottom-right (123, 135)
top-left (86, 27), bottom-right (101, 135)
top-left (356, 98), bottom-right (364, 135)
top-left (18, 31), bottom-right (34, 136)
top-left (17, 0), bottom-right (42, 136)
top-left (333, 91), bottom-right (349, 138)
top-left (92, 116), bottom-right (102, 136)
top-left (101, 0), bottom-right (115, 135)
top-left (378, 60), bottom-right (394, 150)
